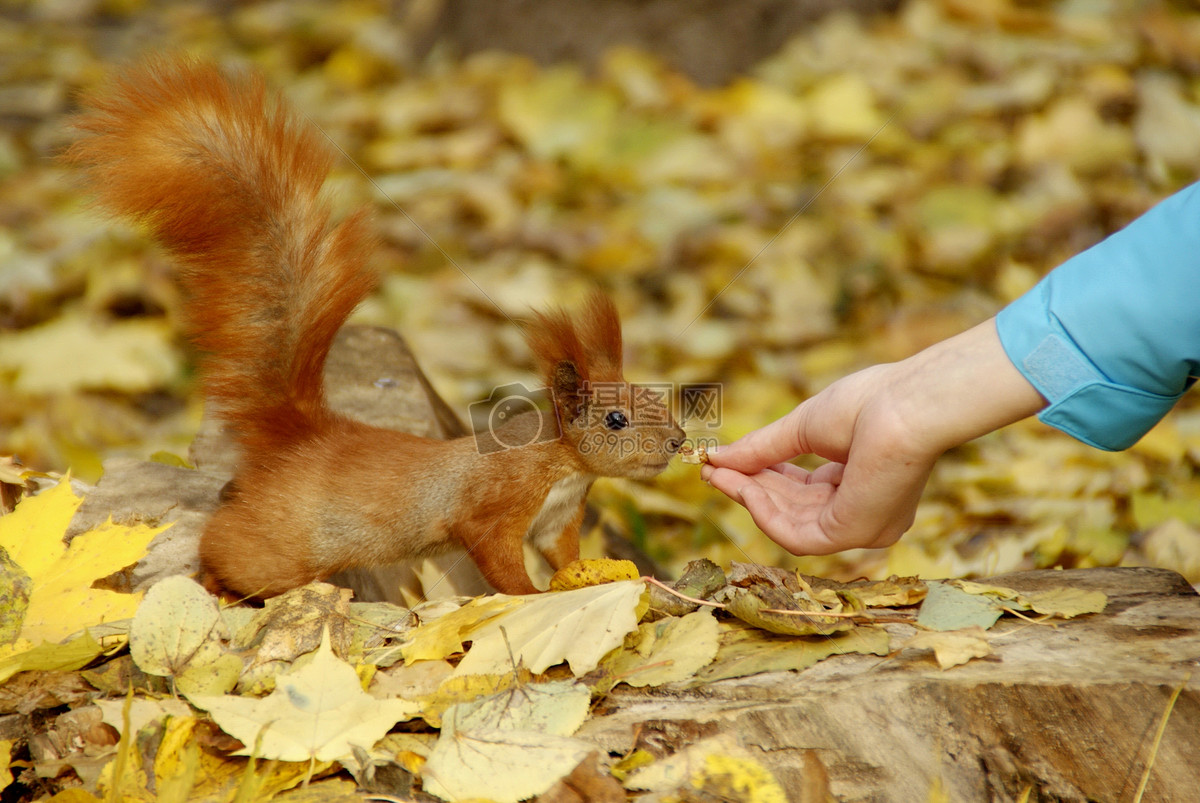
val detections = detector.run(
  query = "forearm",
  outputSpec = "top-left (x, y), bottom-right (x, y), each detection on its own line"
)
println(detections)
top-left (883, 318), bottom-right (1048, 460)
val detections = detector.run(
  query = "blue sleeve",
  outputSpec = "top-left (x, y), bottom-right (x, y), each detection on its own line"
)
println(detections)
top-left (996, 181), bottom-right (1200, 451)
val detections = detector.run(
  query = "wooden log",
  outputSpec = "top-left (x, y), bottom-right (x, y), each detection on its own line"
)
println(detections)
top-left (579, 566), bottom-right (1200, 802)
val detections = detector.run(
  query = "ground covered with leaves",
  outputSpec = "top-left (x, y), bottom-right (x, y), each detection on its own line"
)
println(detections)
top-left (0, 479), bottom-right (1115, 800)
top-left (2, 0), bottom-right (1200, 647)
top-left (2, 3), bottom-right (1200, 798)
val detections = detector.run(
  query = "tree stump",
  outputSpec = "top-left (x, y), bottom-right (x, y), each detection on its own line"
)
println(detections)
top-left (581, 566), bottom-right (1200, 802)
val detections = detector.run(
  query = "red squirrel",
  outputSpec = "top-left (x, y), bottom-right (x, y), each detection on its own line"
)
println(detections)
top-left (67, 57), bottom-right (685, 598)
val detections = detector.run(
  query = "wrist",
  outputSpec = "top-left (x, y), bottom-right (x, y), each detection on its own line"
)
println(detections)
top-left (879, 318), bottom-right (1047, 458)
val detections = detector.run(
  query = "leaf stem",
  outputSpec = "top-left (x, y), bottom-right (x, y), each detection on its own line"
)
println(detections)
top-left (641, 576), bottom-right (725, 609)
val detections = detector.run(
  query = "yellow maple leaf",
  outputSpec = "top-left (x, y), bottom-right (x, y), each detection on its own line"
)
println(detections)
top-left (0, 480), bottom-right (167, 644)
top-left (189, 628), bottom-right (421, 762)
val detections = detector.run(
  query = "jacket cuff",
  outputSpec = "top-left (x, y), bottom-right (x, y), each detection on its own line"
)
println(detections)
top-left (996, 293), bottom-right (1182, 451)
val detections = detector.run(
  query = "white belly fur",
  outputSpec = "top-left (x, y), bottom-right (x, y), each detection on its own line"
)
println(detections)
top-left (527, 473), bottom-right (594, 551)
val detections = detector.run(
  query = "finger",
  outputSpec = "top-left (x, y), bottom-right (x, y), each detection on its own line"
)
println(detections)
top-left (765, 461), bottom-right (811, 482)
top-left (705, 407), bottom-right (809, 473)
top-left (702, 465), bottom-right (752, 504)
top-left (764, 460), bottom-right (844, 489)
top-left (808, 461), bottom-right (845, 486)
top-left (753, 464), bottom-right (821, 496)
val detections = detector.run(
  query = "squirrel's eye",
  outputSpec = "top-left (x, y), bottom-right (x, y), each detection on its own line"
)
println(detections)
top-left (604, 411), bottom-right (629, 431)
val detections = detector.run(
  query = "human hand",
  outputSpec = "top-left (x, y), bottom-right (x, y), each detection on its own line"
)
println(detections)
top-left (701, 319), bottom-right (1046, 555)
top-left (701, 363), bottom-right (935, 553)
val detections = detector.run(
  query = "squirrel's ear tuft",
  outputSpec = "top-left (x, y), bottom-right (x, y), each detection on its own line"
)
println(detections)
top-left (526, 306), bottom-right (586, 385)
top-left (578, 291), bottom-right (623, 380)
top-left (524, 289), bottom-right (624, 389)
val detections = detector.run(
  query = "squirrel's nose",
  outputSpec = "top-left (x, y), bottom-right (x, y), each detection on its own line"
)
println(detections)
top-left (666, 429), bottom-right (685, 454)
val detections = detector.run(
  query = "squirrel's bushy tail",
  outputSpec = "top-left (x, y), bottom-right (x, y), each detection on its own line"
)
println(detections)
top-left (67, 57), bottom-right (376, 451)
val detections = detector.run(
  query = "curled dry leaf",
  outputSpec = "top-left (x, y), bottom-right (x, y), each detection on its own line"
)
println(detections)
top-left (721, 585), bottom-right (852, 637)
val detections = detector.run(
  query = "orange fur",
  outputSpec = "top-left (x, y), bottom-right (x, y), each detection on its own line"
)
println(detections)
top-left (67, 56), bottom-right (376, 453)
top-left (67, 57), bottom-right (684, 599)
top-left (526, 292), bottom-right (624, 384)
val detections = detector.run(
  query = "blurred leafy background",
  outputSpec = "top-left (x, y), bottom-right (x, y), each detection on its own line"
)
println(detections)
top-left (2, 0), bottom-right (1200, 584)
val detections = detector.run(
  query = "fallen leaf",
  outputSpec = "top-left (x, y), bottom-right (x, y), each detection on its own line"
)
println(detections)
top-left (416, 670), bottom-right (534, 728)
top-left (950, 580), bottom-right (1022, 601)
top-left (805, 72), bottom-right (884, 140)
top-left (422, 702), bottom-right (596, 803)
top-left (129, 576), bottom-right (223, 677)
top-left (187, 628), bottom-right (421, 762)
top-left (497, 64), bottom-right (619, 168)
top-left (902, 627), bottom-right (992, 670)
top-left (537, 751), bottom-right (626, 803)
top-left (81, 654), bottom-right (168, 697)
top-left (672, 559), bottom-right (728, 599)
top-left (728, 562), bottom-right (800, 592)
top-left (152, 714), bottom-right (324, 801)
top-left (95, 697), bottom-right (191, 738)
top-left (0, 739), bottom-right (12, 792)
top-left (916, 581), bottom-right (1004, 632)
top-left (722, 585), bottom-right (852, 637)
top-left (0, 315), bottom-right (180, 395)
top-left (0, 631), bottom-right (107, 685)
top-left (453, 679), bottom-right (591, 736)
top-left (549, 558), bottom-right (639, 591)
top-left (696, 622), bottom-right (890, 683)
top-left (624, 733), bottom-right (786, 799)
top-left (128, 576), bottom-right (242, 697)
top-left (401, 595), bottom-right (524, 664)
top-left (0, 547), bottom-right (32, 643)
top-left (834, 576), bottom-right (928, 609)
top-left (235, 582), bottom-right (354, 663)
top-left (610, 748), bottom-right (656, 782)
top-left (40, 791), bottom-right (103, 803)
top-left (605, 607), bottom-right (720, 687)
top-left (647, 559), bottom-right (727, 617)
top-left (1016, 587), bottom-right (1107, 618)
top-left (949, 579), bottom-right (1106, 619)
top-left (692, 752), bottom-right (789, 803)
top-left (369, 659), bottom-right (454, 703)
top-left (0, 669), bottom-right (96, 714)
top-left (348, 600), bottom-right (418, 666)
top-left (173, 642), bottom-right (243, 697)
top-left (0, 481), bottom-right (165, 644)
top-left (454, 580), bottom-right (646, 677)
